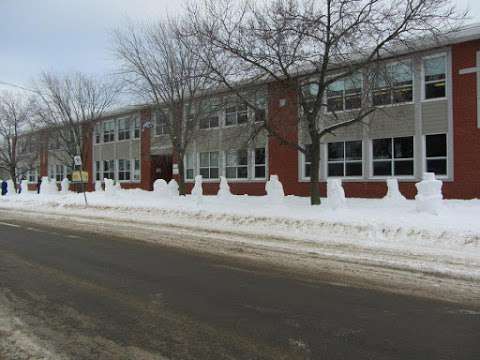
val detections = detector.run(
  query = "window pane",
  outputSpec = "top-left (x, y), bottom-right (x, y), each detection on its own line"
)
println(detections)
top-left (210, 168), bottom-right (219, 179)
top-left (238, 150), bottom-right (248, 166)
top-left (304, 145), bottom-right (312, 163)
top-left (255, 148), bottom-right (266, 165)
top-left (426, 134), bottom-right (447, 157)
top-left (200, 153), bottom-right (209, 167)
top-left (238, 167), bottom-right (248, 178)
top-left (372, 90), bottom-right (391, 106)
top-left (427, 159), bottom-right (447, 176)
top-left (328, 163), bottom-right (344, 177)
top-left (346, 162), bottom-right (362, 176)
top-left (373, 138), bottom-right (392, 159)
top-left (199, 117), bottom-right (210, 129)
top-left (226, 151), bottom-right (237, 166)
top-left (304, 164), bottom-right (311, 178)
top-left (226, 167), bottom-right (236, 178)
top-left (373, 161), bottom-right (392, 176)
top-left (210, 152), bottom-right (219, 167)
top-left (210, 116), bottom-right (219, 128)
top-left (394, 160), bottom-right (414, 175)
top-left (345, 95), bottom-right (361, 110)
top-left (424, 56), bottom-right (446, 81)
top-left (186, 169), bottom-right (194, 179)
top-left (328, 142), bottom-right (344, 161)
top-left (345, 141), bottom-right (362, 160)
top-left (393, 87), bottom-right (413, 103)
top-left (391, 62), bottom-right (412, 86)
top-left (327, 97), bottom-right (343, 112)
top-left (394, 137), bottom-right (413, 158)
top-left (425, 82), bottom-right (446, 99)
top-left (255, 166), bottom-right (265, 178)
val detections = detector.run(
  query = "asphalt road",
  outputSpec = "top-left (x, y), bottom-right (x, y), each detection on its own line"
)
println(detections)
top-left (0, 220), bottom-right (479, 360)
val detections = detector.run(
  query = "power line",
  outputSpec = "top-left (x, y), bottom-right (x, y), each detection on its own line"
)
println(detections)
top-left (0, 81), bottom-right (36, 93)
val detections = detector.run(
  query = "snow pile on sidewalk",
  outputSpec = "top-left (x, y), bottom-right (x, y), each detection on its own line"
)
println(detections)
top-left (1, 188), bottom-right (479, 251)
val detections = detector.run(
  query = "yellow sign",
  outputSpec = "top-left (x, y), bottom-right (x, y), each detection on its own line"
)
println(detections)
top-left (72, 171), bottom-right (89, 182)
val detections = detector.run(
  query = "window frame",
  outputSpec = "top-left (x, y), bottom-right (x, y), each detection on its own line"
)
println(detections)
top-left (117, 159), bottom-right (131, 181)
top-left (155, 111), bottom-right (168, 136)
top-left (372, 59), bottom-right (414, 107)
top-left (103, 120), bottom-right (115, 143)
top-left (225, 149), bottom-right (249, 180)
top-left (326, 73), bottom-right (363, 113)
top-left (327, 140), bottom-right (363, 178)
top-left (424, 133), bottom-right (448, 178)
top-left (185, 153), bottom-right (195, 181)
top-left (117, 117), bottom-right (131, 141)
top-left (253, 147), bottom-right (267, 179)
top-left (103, 160), bottom-right (115, 180)
top-left (199, 151), bottom-right (220, 180)
top-left (422, 53), bottom-right (447, 102)
top-left (371, 136), bottom-right (415, 178)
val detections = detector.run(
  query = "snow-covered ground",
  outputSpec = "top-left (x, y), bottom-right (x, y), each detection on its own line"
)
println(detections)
top-left (1, 189), bottom-right (480, 283)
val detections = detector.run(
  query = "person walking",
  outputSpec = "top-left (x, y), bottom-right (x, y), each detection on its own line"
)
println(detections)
top-left (37, 177), bottom-right (42, 194)
top-left (1, 180), bottom-right (7, 196)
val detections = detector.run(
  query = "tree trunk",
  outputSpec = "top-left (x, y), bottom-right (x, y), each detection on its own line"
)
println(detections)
top-left (177, 154), bottom-right (186, 196)
top-left (309, 136), bottom-right (321, 206)
top-left (9, 167), bottom-right (17, 193)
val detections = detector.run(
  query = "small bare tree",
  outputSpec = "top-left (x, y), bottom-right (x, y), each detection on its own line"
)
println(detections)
top-left (190, 0), bottom-right (464, 205)
top-left (113, 19), bottom-right (213, 195)
top-left (33, 72), bottom-right (118, 192)
top-left (0, 91), bottom-right (36, 190)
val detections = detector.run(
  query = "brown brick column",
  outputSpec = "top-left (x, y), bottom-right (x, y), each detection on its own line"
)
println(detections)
top-left (140, 109), bottom-right (152, 190)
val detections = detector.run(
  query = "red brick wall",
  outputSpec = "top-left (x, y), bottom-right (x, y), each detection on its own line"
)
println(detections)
top-left (447, 40), bottom-right (480, 199)
top-left (82, 123), bottom-right (94, 191)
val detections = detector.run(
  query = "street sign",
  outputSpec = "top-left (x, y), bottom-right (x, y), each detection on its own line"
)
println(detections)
top-left (74, 156), bottom-right (82, 166)
top-left (72, 171), bottom-right (89, 182)
top-left (172, 163), bottom-right (179, 175)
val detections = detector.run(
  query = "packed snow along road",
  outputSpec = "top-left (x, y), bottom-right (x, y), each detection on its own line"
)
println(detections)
top-left (1, 188), bottom-right (480, 304)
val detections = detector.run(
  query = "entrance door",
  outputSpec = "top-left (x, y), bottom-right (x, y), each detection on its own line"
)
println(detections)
top-left (151, 155), bottom-right (173, 184)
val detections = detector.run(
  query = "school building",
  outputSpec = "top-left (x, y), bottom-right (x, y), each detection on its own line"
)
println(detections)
top-left (10, 23), bottom-right (480, 199)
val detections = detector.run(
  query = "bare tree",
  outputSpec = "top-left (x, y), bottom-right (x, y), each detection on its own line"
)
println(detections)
top-left (33, 72), bottom-right (118, 190)
top-left (0, 91), bottom-right (36, 190)
top-left (189, 0), bottom-right (464, 205)
top-left (112, 19), bottom-right (213, 195)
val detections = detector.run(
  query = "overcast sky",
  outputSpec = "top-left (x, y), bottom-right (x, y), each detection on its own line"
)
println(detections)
top-left (0, 0), bottom-right (479, 92)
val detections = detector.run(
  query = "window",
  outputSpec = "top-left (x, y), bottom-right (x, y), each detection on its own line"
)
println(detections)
top-left (373, 61), bottom-right (413, 106)
top-left (133, 118), bottom-right (140, 139)
top-left (155, 111), bottom-right (168, 135)
top-left (103, 121), bottom-right (115, 142)
top-left (424, 55), bottom-right (446, 99)
top-left (118, 159), bottom-right (131, 181)
top-left (95, 161), bottom-right (102, 181)
top-left (199, 114), bottom-right (219, 129)
top-left (327, 141), bottom-right (363, 177)
top-left (28, 168), bottom-right (38, 183)
top-left (254, 148), bottom-right (266, 178)
top-left (372, 137), bottom-right (414, 176)
top-left (117, 118), bottom-right (131, 141)
top-left (185, 153), bottom-right (194, 180)
top-left (199, 151), bottom-right (219, 179)
top-left (225, 149), bottom-right (248, 179)
top-left (133, 159), bottom-right (141, 181)
top-left (94, 123), bottom-right (102, 144)
top-left (303, 144), bottom-right (312, 178)
top-left (255, 95), bottom-right (266, 123)
top-left (225, 102), bottom-right (248, 126)
top-left (103, 160), bottom-right (115, 180)
top-left (327, 73), bottom-right (362, 112)
top-left (55, 165), bottom-right (65, 182)
top-left (426, 134), bottom-right (447, 176)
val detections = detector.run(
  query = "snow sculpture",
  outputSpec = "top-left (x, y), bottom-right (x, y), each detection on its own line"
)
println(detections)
top-left (39, 177), bottom-right (58, 194)
top-left (191, 175), bottom-right (203, 197)
top-left (153, 179), bottom-right (168, 195)
top-left (217, 176), bottom-right (232, 199)
top-left (104, 178), bottom-right (116, 195)
top-left (326, 179), bottom-right (346, 210)
top-left (415, 172), bottom-right (443, 215)
top-left (61, 178), bottom-right (70, 194)
top-left (20, 179), bottom-right (31, 194)
top-left (383, 178), bottom-right (406, 202)
top-left (6, 179), bottom-right (15, 195)
top-left (167, 179), bottom-right (179, 197)
top-left (265, 175), bottom-right (284, 204)
top-left (95, 180), bottom-right (103, 192)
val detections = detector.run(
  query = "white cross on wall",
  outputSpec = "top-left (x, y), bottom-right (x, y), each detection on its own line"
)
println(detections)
top-left (458, 50), bottom-right (480, 128)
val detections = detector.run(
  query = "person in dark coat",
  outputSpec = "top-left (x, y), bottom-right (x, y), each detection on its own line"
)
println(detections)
top-left (1, 180), bottom-right (7, 196)
top-left (37, 177), bottom-right (42, 194)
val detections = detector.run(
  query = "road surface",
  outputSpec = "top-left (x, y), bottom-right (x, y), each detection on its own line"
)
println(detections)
top-left (0, 218), bottom-right (479, 359)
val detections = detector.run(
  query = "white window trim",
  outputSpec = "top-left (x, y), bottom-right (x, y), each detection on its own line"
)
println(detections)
top-left (154, 111), bottom-right (169, 137)
top-left (325, 73), bottom-right (364, 114)
top-left (103, 120), bottom-right (116, 143)
top-left (117, 159), bottom-right (132, 182)
top-left (224, 149), bottom-right (249, 181)
top-left (116, 117), bottom-right (132, 142)
top-left (198, 151), bottom-right (221, 182)
top-left (184, 153), bottom-right (195, 182)
top-left (369, 136), bottom-right (416, 179)
top-left (421, 52), bottom-right (447, 102)
top-left (326, 140), bottom-right (364, 179)
top-left (102, 159), bottom-right (116, 181)
top-left (253, 147), bottom-right (268, 180)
